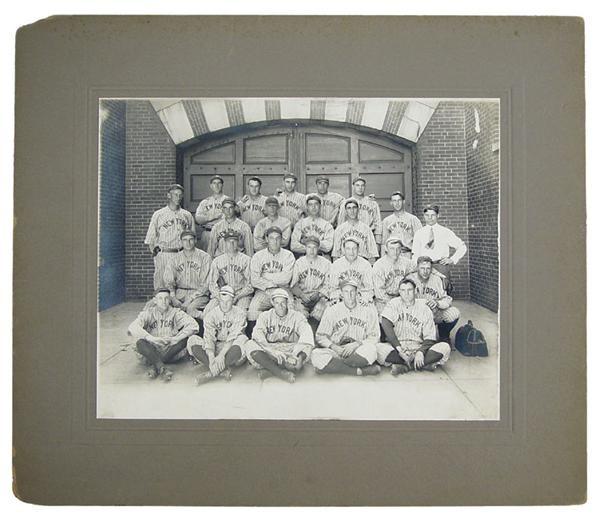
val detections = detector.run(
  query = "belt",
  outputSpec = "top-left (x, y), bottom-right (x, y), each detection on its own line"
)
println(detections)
top-left (160, 247), bottom-right (183, 253)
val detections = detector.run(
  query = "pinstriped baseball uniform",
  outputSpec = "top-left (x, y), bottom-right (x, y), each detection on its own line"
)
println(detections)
top-left (328, 256), bottom-right (375, 302)
top-left (144, 206), bottom-right (195, 290)
top-left (311, 301), bottom-right (380, 369)
top-left (237, 194), bottom-right (267, 230)
top-left (208, 217), bottom-right (254, 258)
top-left (187, 304), bottom-right (249, 360)
top-left (277, 191), bottom-right (306, 226)
top-left (381, 211), bottom-right (423, 257)
top-left (332, 220), bottom-right (379, 259)
top-left (163, 248), bottom-right (211, 318)
top-left (290, 216), bottom-right (334, 254)
top-left (308, 191), bottom-right (344, 226)
top-left (372, 255), bottom-right (416, 313)
top-left (205, 252), bottom-right (253, 313)
top-left (245, 307), bottom-right (314, 369)
top-left (248, 247), bottom-right (296, 320)
top-left (195, 193), bottom-right (227, 251)
top-left (337, 195), bottom-right (383, 243)
top-left (405, 271), bottom-right (461, 324)
top-left (290, 255), bottom-right (331, 320)
top-left (376, 298), bottom-right (450, 367)
top-left (253, 216), bottom-right (292, 250)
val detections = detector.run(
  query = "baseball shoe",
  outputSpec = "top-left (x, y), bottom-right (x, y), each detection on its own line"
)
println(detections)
top-left (220, 368), bottom-right (233, 381)
top-left (146, 367), bottom-right (159, 379)
top-left (159, 367), bottom-right (174, 382)
top-left (258, 370), bottom-right (273, 380)
top-left (391, 364), bottom-right (410, 376)
top-left (357, 365), bottom-right (381, 376)
top-left (196, 371), bottom-right (214, 385)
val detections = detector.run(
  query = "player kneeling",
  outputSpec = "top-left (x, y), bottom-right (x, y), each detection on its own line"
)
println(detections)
top-left (187, 286), bottom-right (249, 385)
top-left (377, 278), bottom-right (451, 375)
top-left (244, 289), bottom-right (314, 383)
top-left (311, 280), bottom-right (382, 376)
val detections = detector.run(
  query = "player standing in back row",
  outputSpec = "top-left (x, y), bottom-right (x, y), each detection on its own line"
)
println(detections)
top-left (195, 174), bottom-right (227, 252)
top-left (276, 173), bottom-right (306, 227)
top-left (381, 191), bottom-right (422, 259)
top-left (237, 176), bottom-right (267, 231)
top-left (310, 175), bottom-right (344, 226)
top-left (337, 177), bottom-right (383, 249)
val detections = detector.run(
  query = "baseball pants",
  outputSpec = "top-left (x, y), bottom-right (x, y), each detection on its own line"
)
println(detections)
top-left (311, 342), bottom-right (379, 370)
top-left (247, 288), bottom-right (293, 321)
top-left (293, 294), bottom-right (328, 321)
top-left (433, 305), bottom-right (461, 324)
top-left (375, 341), bottom-right (451, 368)
top-left (153, 251), bottom-right (178, 290)
top-left (135, 338), bottom-right (189, 364)
top-left (244, 340), bottom-right (313, 369)
top-left (187, 335), bottom-right (248, 366)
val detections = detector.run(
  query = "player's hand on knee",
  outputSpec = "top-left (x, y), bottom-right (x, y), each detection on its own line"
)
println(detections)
top-left (414, 351), bottom-right (425, 370)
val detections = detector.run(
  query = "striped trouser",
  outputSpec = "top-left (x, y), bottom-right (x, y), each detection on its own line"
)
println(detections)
top-left (153, 251), bottom-right (178, 290)
top-left (293, 294), bottom-right (328, 321)
top-left (433, 305), bottom-right (461, 324)
top-left (247, 289), bottom-right (293, 321)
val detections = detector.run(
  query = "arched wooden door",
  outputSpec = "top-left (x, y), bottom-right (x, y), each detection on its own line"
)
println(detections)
top-left (181, 121), bottom-right (413, 220)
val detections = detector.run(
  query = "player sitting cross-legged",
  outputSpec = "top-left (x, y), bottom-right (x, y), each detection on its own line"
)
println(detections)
top-left (187, 285), bottom-right (249, 385)
top-left (311, 280), bottom-right (382, 377)
top-left (244, 289), bottom-right (314, 383)
top-left (128, 288), bottom-right (199, 382)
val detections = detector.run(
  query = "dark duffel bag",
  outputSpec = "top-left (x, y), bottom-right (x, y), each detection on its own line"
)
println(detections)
top-left (455, 320), bottom-right (489, 357)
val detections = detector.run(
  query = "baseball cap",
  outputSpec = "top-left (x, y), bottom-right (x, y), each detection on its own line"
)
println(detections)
top-left (219, 285), bottom-right (235, 298)
top-left (343, 236), bottom-right (361, 246)
top-left (222, 229), bottom-right (240, 241)
top-left (154, 288), bottom-right (171, 296)
top-left (306, 194), bottom-right (322, 204)
top-left (304, 235), bottom-right (321, 247)
top-left (167, 183), bottom-right (184, 193)
top-left (340, 279), bottom-right (359, 289)
top-left (391, 191), bottom-right (405, 200)
top-left (352, 177), bottom-right (366, 185)
top-left (283, 173), bottom-right (297, 180)
top-left (385, 236), bottom-right (403, 246)
top-left (265, 226), bottom-right (283, 237)
top-left (221, 197), bottom-right (236, 208)
top-left (247, 176), bottom-right (262, 185)
top-left (423, 204), bottom-right (440, 214)
top-left (416, 255), bottom-right (434, 265)
top-left (210, 174), bottom-right (224, 184)
top-left (315, 175), bottom-right (329, 184)
top-left (344, 198), bottom-right (359, 208)
top-left (180, 230), bottom-right (196, 239)
top-left (265, 196), bottom-right (280, 207)
top-left (270, 288), bottom-right (290, 301)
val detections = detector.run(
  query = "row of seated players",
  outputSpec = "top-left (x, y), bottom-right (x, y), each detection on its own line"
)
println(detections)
top-left (129, 279), bottom-right (452, 384)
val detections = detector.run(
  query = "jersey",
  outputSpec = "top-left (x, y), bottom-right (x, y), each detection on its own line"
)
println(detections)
top-left (290, 255), bottom-right (331, 296)
top-left (202, 304), bottom-right (247, 352)
top-left (252, 308), bottom-right (314, 346)
top-left (328, 256), bottom-right (374, 301)
top-left (308, 191), bottom-right (344, 226)
top-left (208, 252), bottom-right (253, 299)
top-left (277, 191), bottom-right (306, 226)
top-left (381, 211), bottom-right (422, 250)
top-left (372, 255), bottom-right (416, 304)
top-left (250, 247), bottom-right (295, 292)
top-left (337, 195), bottom-right (383, 243)
top-left (290, 216), bottom-right (334, 254)
top-left (237, 194), bottom-right (267, 230)
top-left (144, 206), bottom-right (195, 250)
top-left (195, 194), bottom-right (227, 226)
top-left (163, 248), bottom-right (211, 295)
top-left (253, 215), bottom-right (292, 250)
top-left (380, 298), bottom-right (437, 353)
top-left (405, 272), bottom-right (452, 309)
top-left (208, 217), bottom-right (254, 257)
top-left (130, 306), bottom-right (199, 339)
top-left (317, 302), bottom-right (380, 346)
top-left (332, 220), bottom-right (379, 259)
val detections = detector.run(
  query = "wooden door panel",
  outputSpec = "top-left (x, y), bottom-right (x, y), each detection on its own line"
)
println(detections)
top-left (243, 134), bottom-right (289, 163)
top-left (190, 142), bottom-right (236, 164)
top-left (190, 174), bottom-right (236, 204)
top-left (242, 174), bottom-right (286, 198)
top-left (358, 140), bottom-right (406, 163)
top-left (305, 133), bottom-right (351, 163)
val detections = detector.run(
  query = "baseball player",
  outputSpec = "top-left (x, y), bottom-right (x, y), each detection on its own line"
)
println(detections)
top-left (311, 280), bottom-right (382, 376)
top-left (381, 191), bottom-right (422, 258)
top-left (247, 226), bottom-right (296, 325)
top-left (237, 176), bottom-right (267, 230)
top-left (309, 175), bottom-right (344, 226)
top-left (205, 229), bottom-right (254, 315)
top-left (128, 288), bottom-right (199, 381)
top-left (163, 230), bottom-right (211, 320)
top-left (187, 285), bottom-right (249, 385)
top-left (377, 278), bottom-right (451, 375)
top-left (372, 236), bottom-right (416, 315)
top-left (276, 173), bottom-right (306, 227)
top-left (208, 197), bottom-right (254, 258)
top-left (332, 198), bottom-right (379, 263)
top-left (406, 256), bottom-right (461, 344)
top-left (411, 204), bottom-right (467, 281)
top-left (328, 236), bottom-right (375, 304)
top-left (195, 174), bottom-right (227, 252)
top-left (290, 236), bottom-right (331, 322)
top-left (337, 177), bottom-right (383, 246)
top-left (290, 194), bottom-right (334, 256)
top-left (244, 288), bottom-right (314, 383)
top-left (144, 183), bottom-right (195, 290)
top-left (253, 196), bottom-right (292, 251)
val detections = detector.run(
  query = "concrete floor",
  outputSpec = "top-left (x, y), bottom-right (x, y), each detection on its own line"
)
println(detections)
top-left (97, 301), bottom-right (499, 420)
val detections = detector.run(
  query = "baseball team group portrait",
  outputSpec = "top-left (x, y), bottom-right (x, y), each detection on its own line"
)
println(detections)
top-left (97, 97), bottom-right (500, 420)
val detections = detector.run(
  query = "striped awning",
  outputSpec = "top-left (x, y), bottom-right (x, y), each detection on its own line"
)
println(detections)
top-left (149, 98), bottom-right (440, 145)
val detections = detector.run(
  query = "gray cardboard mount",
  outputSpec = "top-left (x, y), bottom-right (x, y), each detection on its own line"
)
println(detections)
top-left (13, 16), bottom-right (585, 505)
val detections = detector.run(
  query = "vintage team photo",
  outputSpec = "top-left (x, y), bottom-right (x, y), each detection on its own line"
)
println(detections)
top-left (97, 97), bottom-right (499, 419)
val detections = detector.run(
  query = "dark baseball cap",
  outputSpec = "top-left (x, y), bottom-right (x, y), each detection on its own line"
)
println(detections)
top-left (265, 196), bottom-right (280, 207)
top-left (265, 226), bottom-right (283, 237)
top-left (167, 183), bottom-right (184, 193)
top-left (423, 204), bottom-right (440, 214)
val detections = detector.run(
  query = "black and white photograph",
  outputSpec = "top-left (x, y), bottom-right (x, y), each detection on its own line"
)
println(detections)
top-left (97, 97), bottom-right (500, 420)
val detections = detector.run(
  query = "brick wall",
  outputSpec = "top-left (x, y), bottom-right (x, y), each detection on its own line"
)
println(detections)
top-left (98, 100), bottom-right (126, 310)
top-left (414, 101), bottom-right (470, 299)
top-left (125, 101), bottom-right (177, 300)
top-left (465, 102), bottom-right (500, 311)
